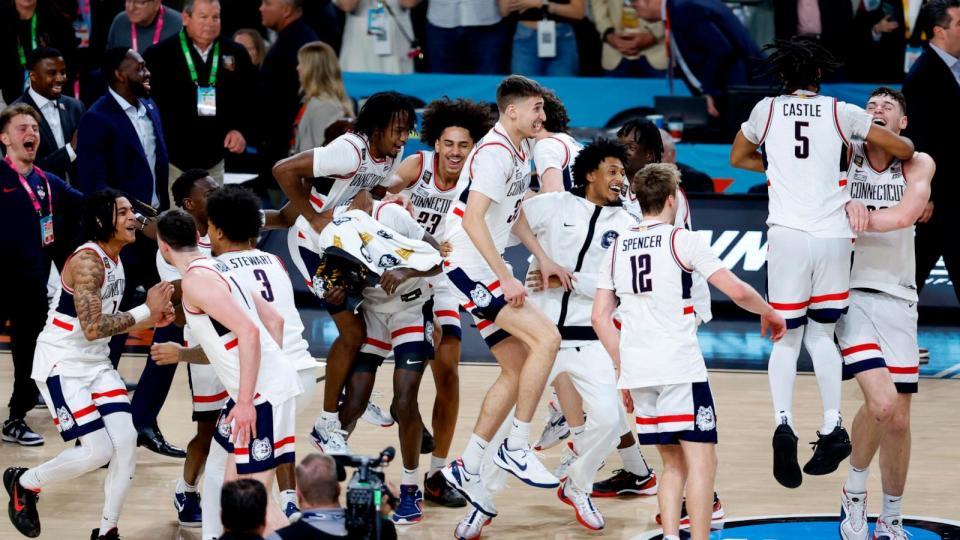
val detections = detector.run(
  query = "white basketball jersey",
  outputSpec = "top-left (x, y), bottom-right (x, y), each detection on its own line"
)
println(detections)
top-left (309, 132), bottom-right (402, 213)
top-left (742, 92), bottom-right (872, 238)
top-left (216, 249), bottom-right (317, 371)
top-left (157, 234), bottom-right (211, 281)
top-left (847, 142), bottom-right (917, 302)
top-left (597, 221), bottom-right (724, 389)
top-left (183, 258), bottom-right (301, 405)
top-left (401, 151), bottom-right (459, 238)
top-left (533, 132), bottom-right (582, 191)
top-left (445, 123), bottom-right (533, 266)
top-left (34, 242), bottom-right (126, 377)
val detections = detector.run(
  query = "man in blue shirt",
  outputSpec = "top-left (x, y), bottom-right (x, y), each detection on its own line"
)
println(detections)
top-left (0, 103), bottom-right (83, 447)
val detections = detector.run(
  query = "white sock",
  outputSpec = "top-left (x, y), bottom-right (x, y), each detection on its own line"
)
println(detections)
top-left (570, 424), bottom-right (585, 440)
top-left (176, 477), bottom-right (197, 494)
top-left (881, 493), bottom-right (902, 520)
top-left (845, 465), bottom-right (869, 494)
top-left (462, 434), bottom-right (488, 474)
top-left (280, 489), bottom-right (297, 509)
top-left (619, 441), bottom-right (651, 477)
top-left (775, 411), bottom-right (796, 433)
top-left (768, 327), bottom-right (803, 428)
top-left (316, 410), bottom-right (339, 431)
top-left (506, 419), bottom-right (530, 451)
top-left (401, 467), bottom-right (419, 486)
top-left (804, 321), bottom-right (843, 433)
top-left (430, 455), bottom-right (446, 475)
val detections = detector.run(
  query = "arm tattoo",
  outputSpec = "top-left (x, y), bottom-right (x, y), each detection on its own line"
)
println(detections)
top-left (72, 250), bottom-right (136, 340)
top-left (180, 346), bottom-right (210, 364)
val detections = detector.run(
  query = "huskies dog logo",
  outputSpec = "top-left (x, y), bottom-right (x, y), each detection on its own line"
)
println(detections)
top-left (470, 284), bottom-right (492, 308)
top-left (377, 230), bottom-right (393, 240)
top-left (696, 406), bottom-right (716, 431)
top-left (56, 406), bottom-right (75, 431)
top-left (378, 254), bottom-right (401, 268)
top-left (601, 230), bottom-right (619, 249)
top-left (251, 437), bottom-right (272, 462)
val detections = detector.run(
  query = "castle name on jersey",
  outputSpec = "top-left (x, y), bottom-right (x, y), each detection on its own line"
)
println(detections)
top-left (850, 181), bottom-right (904, 203)
top-left (224, 254), bottom-right (274, 269)
top-left (782, 102), bottom-right (823, 117)
top-left (409, 190), bottom-right (452, 214)
top-left (622, 234), bottom-right (663, 251)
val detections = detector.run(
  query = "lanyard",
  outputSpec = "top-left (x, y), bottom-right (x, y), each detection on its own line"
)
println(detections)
top-left (4, 157), bottom-right (52, 217)
top-left (131, 5), bottom-right (165, 51)
top-left (17, 14), bottom-right (38, 68)
top-left (180, 31), bottom-right (219, 86)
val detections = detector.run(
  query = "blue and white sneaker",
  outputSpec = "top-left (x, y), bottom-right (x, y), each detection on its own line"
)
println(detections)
top-left (392, 485), bottom-right (423, 525)
top-left (283, 501), bottom-right (302, 521)
top-left (361, 400), bottom-right (395, 427)
top-left (309, 420), bottom-right (352, 456)
top-left (557, 477), bottom-right (605, 530)
top-left (441, 458), bottom-right (497, 518)
top-left (839, 487), bottom-right (869, 540)
top-left (174, 490), bottom-right (202, 528)
top-left (492, 441), bottom-right (559, 488)
top-left (455, 507), bottom-right (493, 540)
top-left (534, 400), bottom-right (569, 451)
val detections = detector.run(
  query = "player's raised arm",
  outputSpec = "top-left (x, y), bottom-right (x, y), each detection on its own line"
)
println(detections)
top-left (272, 150), bottom-right (317, 224)
top-left (865, 123), bottom-right (914, 161)
top-left (867, 152), bottom-right (935, 232)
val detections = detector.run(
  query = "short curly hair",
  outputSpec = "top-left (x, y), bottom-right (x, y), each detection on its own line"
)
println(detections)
top-left (571, 138), bottom-right (628, 188)
top-left (420, 97), bottom-right (493, 147)
top-left (541, 89), bottom-right (570, 134)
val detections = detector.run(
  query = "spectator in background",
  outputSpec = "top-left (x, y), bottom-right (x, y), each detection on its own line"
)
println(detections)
top-left (593, 0), bottom-right (666, 77)
top-left (633, 0), bottom-right (765, 118)
top-left (1, 0), bottom-right (79, 105)
top-left (220, 0), bottom-right (265, 39)
top-left (293, 41), bottom-right (353, 152)
top-left (12, 47), bottom-right (85, 182)
top-left (336, 0), bottom-right (418, 74)
top-left (903, 0), bottom-right (960, 303)
top-left (425, 0), bottom-right (510, 74)
top-left (302, 0), bottom-right (342, 52)
top-left (773, 0), bottom-right (853, 79)
top-left (106, 0), bottom-right (182, 54)
top-left (220, 479), bottom-right (268, 540)
top-left (0, 103), bottom-right (83, 449)
top-left (144, 0), bottom-right (258, 197)
top-left (659, 127), bottom-right (713, 192)
top-left (260, 0), bottom-right (318, 171)
top-left (500, 0), bottom-right (584, 76)
top-left (234, 27), bottom-right (267, 67)
top-left (850, 0), bottom-right (928, 83)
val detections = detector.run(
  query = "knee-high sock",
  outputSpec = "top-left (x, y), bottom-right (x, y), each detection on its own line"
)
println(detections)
top-left (19, 430), bottom-right (113, 490)
top-left (768, 327), bottom-right (804, 430)
top-left (202, 443), bottom-right (229, 540)
top-left (804, 320), bottom-right (843, 432)
top-left (100, 412), bottom-right (138, 532)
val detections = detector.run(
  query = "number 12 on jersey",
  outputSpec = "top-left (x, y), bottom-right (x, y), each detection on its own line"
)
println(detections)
top-left (630, 254), bottom-right (653, 293)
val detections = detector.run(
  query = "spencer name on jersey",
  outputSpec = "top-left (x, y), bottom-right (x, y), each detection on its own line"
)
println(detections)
top-left (622, 234), bottom-right (662, 250)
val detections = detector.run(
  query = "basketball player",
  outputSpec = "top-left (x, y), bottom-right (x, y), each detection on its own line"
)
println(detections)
top-left (156, 209), bottom-right (303, 537)
top-left (273, 92), bottom-right (415, 455)
top-left (836, 88), bottom-right (935, 540)
top-left (387, 97), bottom-right (492, 508)
top-left (731, 37), bottom-right (915, 488)
top-left (522, 138), bottom-right (638, 530)
top-left (593, 163), bottom-right (786, 540)
top-left (5, 190), bottom-right (175, 540)
top-left (440, 75), bottom-right (573, 521)
top-left (532, 90), bottom-right (583, 192)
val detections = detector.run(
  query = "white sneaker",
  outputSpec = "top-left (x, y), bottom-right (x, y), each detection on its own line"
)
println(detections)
top-left (554, 442), bottom-right (579, 479)
top-left (455, 507), bottom-right (493, 540)
top-left (557, 477), bottom-right (605, 530)
top-left (309, 420), bottom-right (352, 456)
top-left (493, 441), bottom-right (559, 488)
top-left (534, 401), bottom-right (569, 451)
top-left (441, 458), bottom-right (497, 517)
top-left (840, 488), bottom-right (869, 540)
top-left (361, 400), bottom-right (395, 427)
top-left (874, 515), bottom-right (909, 540)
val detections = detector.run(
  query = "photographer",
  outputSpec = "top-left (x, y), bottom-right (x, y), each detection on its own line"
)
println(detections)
top-left (267, 454), bottom-right (397, 540)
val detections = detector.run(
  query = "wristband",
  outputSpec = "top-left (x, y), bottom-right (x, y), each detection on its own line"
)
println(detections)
top-left (129, 304), bottom-right (151, 324)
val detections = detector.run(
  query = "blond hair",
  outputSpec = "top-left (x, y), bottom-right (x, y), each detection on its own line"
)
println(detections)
top-left (631, 163), bottom-right (680, 215)
top-left (297, 41), bottom-right (353, 117)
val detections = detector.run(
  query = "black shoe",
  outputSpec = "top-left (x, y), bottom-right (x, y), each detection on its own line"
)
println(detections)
top-left (590, 469), bottom-right (658, 497)
top-left (136, 426), bottom-right (186, 458)
top-left (4, 467), bottom-right (41, 538)
top-left (420, 425), bottom-right (435, 455)
top-left (90, 527), bottom-right (120, 539)
top-left (423, 470), bottom-right (467, 507)
top-left (773, 422), bottom-right (802, 488)
top-left (803, 425), bottom-right (852, 476)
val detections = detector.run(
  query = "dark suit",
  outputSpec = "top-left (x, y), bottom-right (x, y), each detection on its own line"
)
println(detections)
top-left (850, 0), bottom-right (907, 83)
top-left (0, 4), bottom-right (78, 105)
top-left (903, 46), bottom-right (960, 302)
top-left (11, 91), bottom-right (86, 181)
top-left (774, 0), bottom-right (854, 72)
top-left (667, 0), bottom-right (765, 99)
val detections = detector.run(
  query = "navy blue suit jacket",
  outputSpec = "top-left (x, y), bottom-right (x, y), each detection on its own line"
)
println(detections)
top-left (667, 0), bottom-right (765, 97)
top-left (76, 92), bottom-right (170, 211)
top-left (11, 92), bottom-right (86, 181)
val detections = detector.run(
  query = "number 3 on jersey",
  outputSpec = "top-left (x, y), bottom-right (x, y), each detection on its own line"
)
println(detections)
top-left (253, 268), bottom-right (274, 302)
top-left (416, 211), bottom-right (442, 235)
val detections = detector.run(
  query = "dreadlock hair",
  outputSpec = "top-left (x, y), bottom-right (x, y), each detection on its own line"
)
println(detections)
top-left (82, 189), bottom-right (127, 243)
top-left (353, 91), bottom-right (416, 140)
top-left (761, 37), bottom-right (842, 92)
top-left (541, 89), bottom-right (570, 133)
top-left (571, 138), bottom-right (628, 189)
top-left (171, 169), bottom-right (211, 209)
top-left (420, 97), bottom-right (493, 147)
top-left (617, 118), bottom-right (663, 163)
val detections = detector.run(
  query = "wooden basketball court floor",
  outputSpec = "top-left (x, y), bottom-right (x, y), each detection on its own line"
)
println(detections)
top-left (0, 352), bottom-right (957, 539)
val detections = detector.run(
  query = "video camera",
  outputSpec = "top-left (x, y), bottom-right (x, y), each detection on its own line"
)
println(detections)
top-left (340, 446), bottom-right (396, 540)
